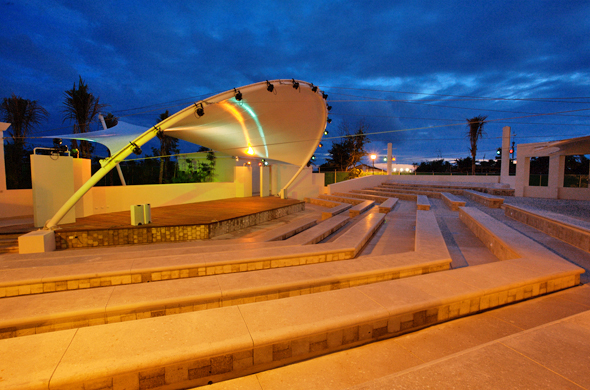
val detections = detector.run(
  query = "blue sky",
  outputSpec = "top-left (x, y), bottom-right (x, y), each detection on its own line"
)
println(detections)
top-left (1, 0), bottom-right (589, 165)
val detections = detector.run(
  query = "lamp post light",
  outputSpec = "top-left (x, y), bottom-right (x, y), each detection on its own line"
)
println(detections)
top-left (370, 154), bottom-right (376, 175)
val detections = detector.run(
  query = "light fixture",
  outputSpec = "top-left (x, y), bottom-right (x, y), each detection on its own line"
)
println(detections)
top-left (311, 155), bottom-right (316, 160)
top-left (311, 84), bottom-right (318, 93)
top-left (246, 146), bottom-right (254, 155)
top-left (370, 154), bottom-right (376, 161)
top-left (292, 78), bottom-right (299, 89)
top-left (327, 118), bottom-right (332, 123)
top-left (318, 143), bottom-right (323, 148)
top-left (393, 168), bottom-right (397, 172)
top-left (322, 92), bottom-right (328, 100)
top-left (264, 161), bottom-right (269, 166)
top-left (195, 103), bottom-right (204, 117)
top-left (246, 161), bottom-right (251, 166)
top-left (327, 105), bottom-right (332, 111)
top-left (324, 130), bottom-right (329, 135)
top-left (266, 80), bottom-right (274, 93)
top-left (130, 142), bottom-right (142, 155)
top-left (234, 88), bottom-right (242, 101)
top-left (383, 157), bottom-right (387, 162)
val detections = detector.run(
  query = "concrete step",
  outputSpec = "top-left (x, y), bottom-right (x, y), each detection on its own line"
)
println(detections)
top-left (332, 192), bottom-right (390, 204)
top-left (0, 214), bottom-right (385, 299)
top-left (0, 202), bottom-right (582, 389)
top-left (318, 194), bottom-right (366, 205)
top-left (348, 200), bottom-right (375, 217)
top-left (0, 253), bottom-right (580, 389)
top-left (0, 250), bottom-right (450, 339)
top-left (205, 284), bottom-right (590, 390)
top-left (351, 189), bottom-right (419, 201)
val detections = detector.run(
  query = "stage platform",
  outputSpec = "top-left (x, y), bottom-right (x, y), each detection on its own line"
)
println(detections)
top-left (53, 197), bottom-right (304, 250)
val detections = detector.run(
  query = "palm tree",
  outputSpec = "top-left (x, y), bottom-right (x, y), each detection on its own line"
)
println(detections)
top-left (0, 94), bottom-right (49, 187)
top-left (156, 110), bottom-right (179, 184)
top-left (62, 76), bottom-right (106, 158)
top-left (466, 115), bottom-right (487, 175)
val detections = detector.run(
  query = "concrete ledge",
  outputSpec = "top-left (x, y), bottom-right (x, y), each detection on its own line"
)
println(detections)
top-left (349, 200), bottom-right (375, 217)
top-left (0, 252), bottom-right (451, 340)
top-left (254, 217), bottom-right (317, 242)
top-left (335, 213), bottom-right (385, 256)
top-left (318, 194), bottom-right (365, 205)
top-left (379, 198), bottom-right (398, 214)
top-left (462, 190), bottom-right (504, 208)
top-left (18, 230), bottom-right (55, 254)
top-left (376, 185), bottom-right (443, 198)
top-left (441, 192), bottom-right (466, 211)
top-left (321, 204), bottom-right (352, 221)
top-left (352, 189), bottom-right (418, 201)
top-left (417, 195), bottom-right (430, 211)
top-left (415, 210), bottom-right (450, 261)
top-left (0, 255), bottom-right (580, 390)
top-left (332, 192), bottom-right (390, 203)
top-left (504, 204), bottom-right (590, 254)
top-left (286, 215), bottom-right (350, 245)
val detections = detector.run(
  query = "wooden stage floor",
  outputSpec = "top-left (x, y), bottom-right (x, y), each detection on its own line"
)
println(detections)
top-left (57, 197), bottom-right (304, 231)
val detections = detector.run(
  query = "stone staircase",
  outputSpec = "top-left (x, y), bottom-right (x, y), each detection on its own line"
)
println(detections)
top-left (0, 193), bottom-right (584, 389)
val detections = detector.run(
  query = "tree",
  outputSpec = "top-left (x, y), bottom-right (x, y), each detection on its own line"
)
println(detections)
top-left (326, 120), bottom-right (370, 177)
top-left (466, 115), bottom-right (487, 175)
top-left (62, 76), bottom-right (106, 158)
top-left (0, 94), bottom-right (48, 188)
top-left (103, 112), bottom-right (118, 129)
top-left (155, 110), bottom-right (179, 184)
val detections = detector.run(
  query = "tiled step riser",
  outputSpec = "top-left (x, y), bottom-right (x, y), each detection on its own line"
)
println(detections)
top-left (39, 273), bottom-right (579, 390)
top-left (0, 250), bottom-right (356, 299)
top-left (462, 190), bottom-right (504, 208)
top-left (332, 192), bottom-right (390, 203)
top-left (504, 205), bottom-right (590, 254)
top-left (0, 263), bottom-right (451, 340)
top-left (459, 210), bottom-right (522, 261)
top-left (318, 195), bottom-right (365, 205)
top-left (353, 190), bottom-right (418, 201)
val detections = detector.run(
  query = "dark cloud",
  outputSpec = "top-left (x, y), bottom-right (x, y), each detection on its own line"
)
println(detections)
top-left (0, 0), bottom-right (588, 163)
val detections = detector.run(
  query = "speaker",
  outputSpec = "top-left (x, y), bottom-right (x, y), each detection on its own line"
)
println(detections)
top-left (130, 205), bottom-right (144, 226)
top-left (143, 203), bottom-right (151, 224)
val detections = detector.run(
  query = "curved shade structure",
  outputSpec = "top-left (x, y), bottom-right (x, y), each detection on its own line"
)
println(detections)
top-left (165, 80), bottom-right (328, 166)
top-left (44, 80), bottom-right (328, 229)
top-left (47, 79), bottom-right (328, 166)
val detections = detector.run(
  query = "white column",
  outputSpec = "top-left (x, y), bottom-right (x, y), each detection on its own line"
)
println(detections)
top-left (0, 128), bottom-right (7, 191)
top-left (548, 154), bottom-right (565, 199)
top-left (500, 126), bottom-right (511, 181)
top-left (387, 143), bottom-right (392, 175)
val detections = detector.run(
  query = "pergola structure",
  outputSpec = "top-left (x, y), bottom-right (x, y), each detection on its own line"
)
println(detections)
top-left (515, 135), bottom-right (590, 200)
top-left (44, 79), bottom-right (329, 229)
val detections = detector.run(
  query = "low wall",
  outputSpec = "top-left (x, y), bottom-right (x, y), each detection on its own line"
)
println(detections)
top-left (0, 189), bottom-right (33, 219)
top-left (327, 175), bottom-right (389, 194)
top-left (272, 166), bottom-right (324, 200)
top-left (387, 175), bottom-right (501, 184)
top-left (84, 182), bottom-right (238, 216)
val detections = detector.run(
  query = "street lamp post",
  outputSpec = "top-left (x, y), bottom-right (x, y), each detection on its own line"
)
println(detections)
top-left (370, 154), bottom-right (376, 175)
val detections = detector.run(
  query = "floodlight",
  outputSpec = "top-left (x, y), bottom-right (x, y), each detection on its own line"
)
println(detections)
top-left (327, 105), bottom-right (332, 111)
top-left (195, 103), bottom-right (204, 117)
top-left (130, 142), bottom-right (142, 155)
top-left (311, 84), bottom-right (318, 93)
top-left (266, 80), bottom-right (274, 92)
top-left (292, 79), bottom-right (299, 89)
top-left (234, 88), bottom-right (243, 101)
top-left (327, 118), bottom-right (332, 123)
top-left (318, 143), bottom-right (323, 148)
top-left (322, 92), bottom-right (328, 100)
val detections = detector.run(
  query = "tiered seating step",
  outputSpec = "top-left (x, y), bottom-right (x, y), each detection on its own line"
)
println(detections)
top-left (462, 190), bottom-right (504, 208)
top-left (286, 215), bottom-right (350, 245)
top-left (504, 204), bottom-right (590, 253)
top-left (251, 217), bottom-right (317, 242)
top-left (318, 194), bottom-right (365, 205)
top-left (379, 198), bottom-right (398, 213)
top-left (349, 200), bottom-right (375, 217)
top-left (416, 195), bottom-right (430, 211)
top-left (305, 198), bottom-right (352, 221)
top-left (441, 192), bottom-right (466, 211)
top-left (332, 192), bottom-right (390, 203)
top-left (351, 189), bottom-right (417, 201)
top-left (1, 234), bottom-right (580, 389)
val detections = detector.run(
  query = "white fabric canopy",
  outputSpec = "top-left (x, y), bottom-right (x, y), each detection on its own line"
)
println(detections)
top-left (46, 79), bottom-right (328, 166)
